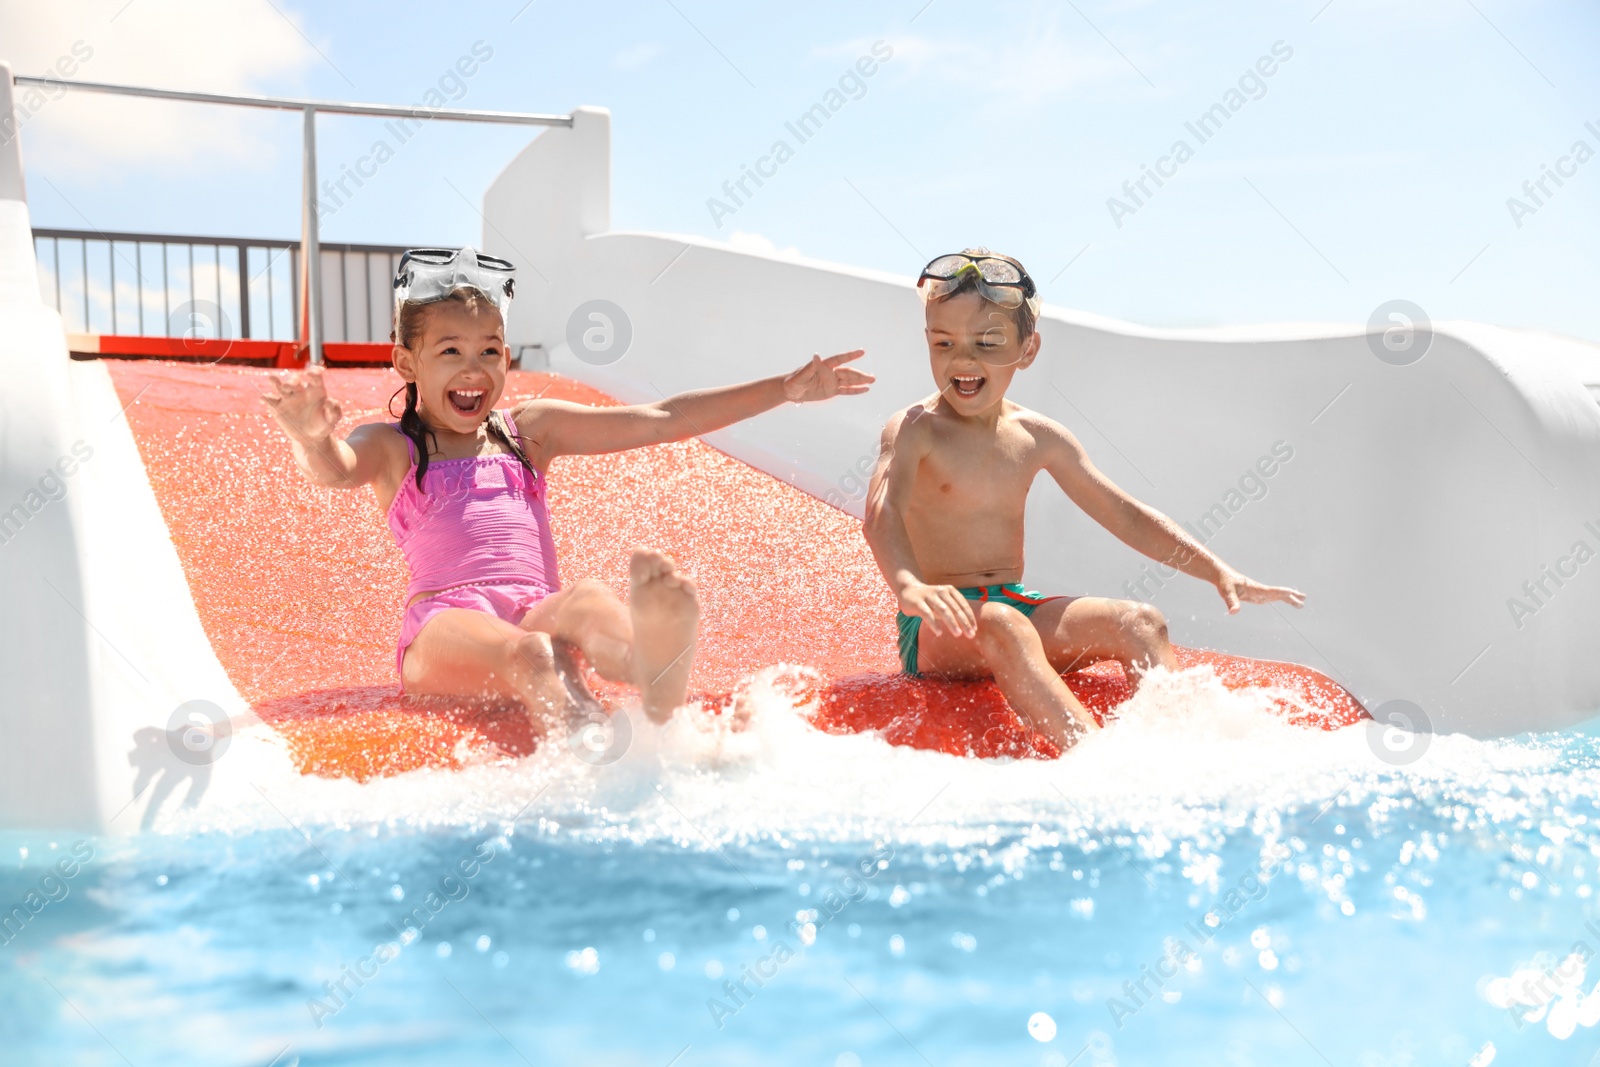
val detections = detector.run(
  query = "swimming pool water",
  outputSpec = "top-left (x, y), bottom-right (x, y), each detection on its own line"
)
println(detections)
top-left (6, 667), bottom-right (1600, 1066)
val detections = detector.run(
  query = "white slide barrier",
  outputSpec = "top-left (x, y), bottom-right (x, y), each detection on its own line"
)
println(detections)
top-left (484, 108), bottom-right (1600, 738)
top-left (0, 65), bottom-right (294, 832)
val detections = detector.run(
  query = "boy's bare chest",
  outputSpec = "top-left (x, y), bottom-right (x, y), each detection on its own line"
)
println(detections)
top-left (911, 438), bottom-right (1038, 513)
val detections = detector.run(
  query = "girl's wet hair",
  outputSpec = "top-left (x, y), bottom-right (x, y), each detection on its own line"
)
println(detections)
top-left (389, 288), bottom-right (534, 490)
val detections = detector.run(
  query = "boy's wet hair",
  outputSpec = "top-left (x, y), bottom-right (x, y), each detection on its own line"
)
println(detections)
top-left (924, 246), bottom-right (1039, 341)
top-left (388, 288), bottom-right (531, 490)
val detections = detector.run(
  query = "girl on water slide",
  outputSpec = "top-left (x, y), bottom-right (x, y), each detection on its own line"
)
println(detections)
top-left (263, 247), bottom-right (872, 726)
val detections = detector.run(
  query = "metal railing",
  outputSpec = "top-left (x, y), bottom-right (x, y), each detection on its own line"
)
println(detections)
top-left (33, 228), bottom-right (411, 346)
top-left (13, 75), bottom-right (570, 364)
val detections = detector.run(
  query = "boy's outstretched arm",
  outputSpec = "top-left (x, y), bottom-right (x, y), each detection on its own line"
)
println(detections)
top-left (1040, 420), bottom-right (1305, 614)
top-left (525, 350), bottom-right (872, 458)
top-left (863, 410), bottom-right (979, 639)
top-left (262, 367), bottom-right (394, 489)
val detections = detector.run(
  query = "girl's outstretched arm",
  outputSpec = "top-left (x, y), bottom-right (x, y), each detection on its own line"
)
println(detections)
top-left (523, 350), bottom-right (872, 459)
top-left (262, 367), bottom-right (394, 489)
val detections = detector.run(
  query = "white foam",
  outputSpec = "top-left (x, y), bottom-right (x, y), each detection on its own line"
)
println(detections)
top-left (153, 665), bottom-right (1576, 865)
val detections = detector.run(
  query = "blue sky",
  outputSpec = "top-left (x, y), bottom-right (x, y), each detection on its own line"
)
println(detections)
top-left (9, 0), bottom-right (1599, 340)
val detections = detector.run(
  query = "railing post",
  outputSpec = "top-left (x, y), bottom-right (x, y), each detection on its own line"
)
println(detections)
top-left (300, 105), bottom-right (323, 366)
top-left (237, 243), bottom-right (250, 340)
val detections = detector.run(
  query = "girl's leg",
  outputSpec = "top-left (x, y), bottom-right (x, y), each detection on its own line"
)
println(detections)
top-left (401, 608), bottom-right (574, 725)
top-left (519, 548), bottom-right (700, 723)
top-left (519, 581), bottom-right (634, 682)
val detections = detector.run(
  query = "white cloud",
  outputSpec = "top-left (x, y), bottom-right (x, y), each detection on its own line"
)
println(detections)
top-left (726, 230), bottom-right (802, 259)
top-left (611, 42), bottom-right (664, 72)
top-left (2, 0), bottom-right (317, 167)
top-left (816, 23), bottom-right (1137, 104)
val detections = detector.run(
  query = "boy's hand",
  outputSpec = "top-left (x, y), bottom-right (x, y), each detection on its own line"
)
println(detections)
top-left (263, 367), bottom-right (343, 443)
top-left (899, 581), bottom-right (978, 639)
top-left (1215, 568), bottom-right (1306, 614)
top-left (782, 350), bottom-right (874, 403)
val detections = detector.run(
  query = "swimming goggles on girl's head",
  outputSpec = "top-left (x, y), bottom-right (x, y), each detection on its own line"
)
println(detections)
top-left (393, 247), bottom-right (516, 316)
top-left (917, 252), bottom-right (1039, 311)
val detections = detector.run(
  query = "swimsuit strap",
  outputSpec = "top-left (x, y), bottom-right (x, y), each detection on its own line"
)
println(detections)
top-left (391, 422), bottom-right (419, 465)
top-left (491, 410), bottom-right (541, 489)
top-left (491, 409), bottom-right (534, 469)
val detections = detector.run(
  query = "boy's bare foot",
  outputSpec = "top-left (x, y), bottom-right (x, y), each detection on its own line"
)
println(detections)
top-left (629, 548), bottom-right (700, 722)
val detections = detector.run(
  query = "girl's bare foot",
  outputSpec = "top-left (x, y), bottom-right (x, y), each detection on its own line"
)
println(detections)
top-left (628, 548), bottom-right (700, 722)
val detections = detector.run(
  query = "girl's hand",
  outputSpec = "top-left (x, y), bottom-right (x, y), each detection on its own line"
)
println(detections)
top-left (782, 350), bottom-right (874, 403)
top-left (1215, 568), bottom-right (1306, 614)
top-left (899, 581), bottom-right (978, 639)
top-left (263, 367), bottom-right (343, 443)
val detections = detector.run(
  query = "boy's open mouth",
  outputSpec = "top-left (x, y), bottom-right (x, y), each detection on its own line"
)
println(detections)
top-left (951, 374), bottom-right (985, 399)
top-left (447, 389), bottom-right (486, 416)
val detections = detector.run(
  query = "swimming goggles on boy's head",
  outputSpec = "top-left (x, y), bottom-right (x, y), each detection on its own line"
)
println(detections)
top-left (393, 247), bottom-right (516, 316)
top-left (916, 252), bottom-right (1039, 312)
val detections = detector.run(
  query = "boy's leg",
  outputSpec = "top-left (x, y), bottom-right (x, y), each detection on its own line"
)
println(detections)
top-left (520, 548), bottom-right (700, 722)
top-left (1025, 596), bottom-right (1178, 685)
top-left (402, 608), bottom-right (574, 724)
top-left (917, 602), bottom-right (1099, 747)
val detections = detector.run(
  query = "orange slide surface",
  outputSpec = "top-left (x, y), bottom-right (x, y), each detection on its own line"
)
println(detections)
top-left (106, 361), bottom-right (1366, 780)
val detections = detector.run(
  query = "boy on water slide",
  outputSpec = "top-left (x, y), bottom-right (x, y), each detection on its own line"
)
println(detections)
top-left (263, 248), bottom-right (872, 727)
top-left (863, 249), bottom-right (1305, 751)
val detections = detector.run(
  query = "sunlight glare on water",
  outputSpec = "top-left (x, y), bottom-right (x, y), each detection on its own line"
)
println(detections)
top-left (6, 667), bottom-right (1600, 1065)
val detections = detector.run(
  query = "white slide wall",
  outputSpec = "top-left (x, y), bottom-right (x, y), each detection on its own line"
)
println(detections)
top-left (484, 109), bottom-right (1600, 737)
top-left (0, 66), bottom-right (292, 832)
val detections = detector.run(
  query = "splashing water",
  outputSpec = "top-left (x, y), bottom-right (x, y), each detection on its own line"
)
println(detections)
top-left (6, 667), bottom-right (1600, 1066)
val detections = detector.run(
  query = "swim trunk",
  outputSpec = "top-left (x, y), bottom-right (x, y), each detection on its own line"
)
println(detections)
top-left (896, 583), bottom-right (1062, 677)
top-left (396, 581), bottom-right (557, 688)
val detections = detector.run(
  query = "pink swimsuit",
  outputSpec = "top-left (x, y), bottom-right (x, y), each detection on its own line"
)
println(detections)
top-left (387, 424), bottom-right (560, 684)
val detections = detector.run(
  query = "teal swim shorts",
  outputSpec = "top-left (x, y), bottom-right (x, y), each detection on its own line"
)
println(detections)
top-left (896, 583), bottom-right (1059, 677)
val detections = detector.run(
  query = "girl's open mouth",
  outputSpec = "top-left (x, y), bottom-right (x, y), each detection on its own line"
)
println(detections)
top-left (447, 389), bottom-right (486, 416)
top-left (951, 374), bottom-right (985, 398)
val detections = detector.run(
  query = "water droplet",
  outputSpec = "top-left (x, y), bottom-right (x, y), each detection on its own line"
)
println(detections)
top-left (564, 947), bottom-right (600, 975)
top-left (1028, 1011), bottom-right (1057, 1042)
